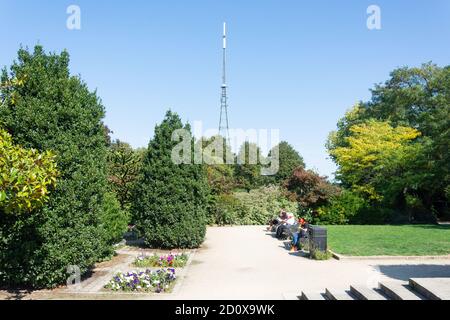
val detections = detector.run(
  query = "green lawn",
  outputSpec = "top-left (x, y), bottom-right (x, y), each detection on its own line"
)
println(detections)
top-left (326, 224), bottom-right (450, 256)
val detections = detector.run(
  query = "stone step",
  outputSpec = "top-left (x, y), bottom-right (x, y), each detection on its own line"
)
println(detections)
top-left (409, 278), bottom-right (450, 300)
top-left (325, 288), bottom-right (356, 300)
top-left (282, 292), bottom-right (301, 300)
top-left (379, 281), bottom-right (424, 300)
top-left (299, 291), bottom-right (326, 300)
top-left (350, 285), bottom-right (388, 300)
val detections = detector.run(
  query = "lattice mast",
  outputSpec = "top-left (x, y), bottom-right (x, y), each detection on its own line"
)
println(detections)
top-left (218, 22), bottom-right (231, 145)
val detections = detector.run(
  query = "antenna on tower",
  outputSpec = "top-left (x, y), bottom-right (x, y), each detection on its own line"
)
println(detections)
top-left (219, 22), bottom-right (231, 146)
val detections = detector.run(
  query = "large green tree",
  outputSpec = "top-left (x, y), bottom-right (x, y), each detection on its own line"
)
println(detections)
top-left (328, 63), bottom-right (450, 220)
top-left (0, 46), bottom-right (121, 288)
top-left (132, 111), bottom-right (209, 248)
top-left (266, 141), bottom-right (305, 184)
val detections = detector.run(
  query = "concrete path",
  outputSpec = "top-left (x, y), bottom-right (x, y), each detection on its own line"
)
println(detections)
top-left (172, 226), bottom-right (450, 300)
top-left (1, 226), bottom-right (449, 300)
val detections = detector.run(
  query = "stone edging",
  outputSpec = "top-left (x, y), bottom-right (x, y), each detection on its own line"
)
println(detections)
top-left (330, 250), bottom-right (450, 261)
top-left (170, 249), bottom-right (196, 296)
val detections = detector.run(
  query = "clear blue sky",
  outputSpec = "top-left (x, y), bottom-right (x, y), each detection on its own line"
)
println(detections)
top-left (1, 0), bottom-right (449, 178)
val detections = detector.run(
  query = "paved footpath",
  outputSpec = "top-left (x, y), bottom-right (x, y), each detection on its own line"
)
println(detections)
top-left (172, 226), bottom-right (450, 300)
top-left (1, 226), bottom-right (449, 300)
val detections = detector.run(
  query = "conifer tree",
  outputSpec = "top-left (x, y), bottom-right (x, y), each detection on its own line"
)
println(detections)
top-left (132, 111), bottom-right (209, 248)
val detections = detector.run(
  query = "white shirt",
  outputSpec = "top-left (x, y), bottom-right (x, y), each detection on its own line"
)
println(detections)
top-left (285, 213), bottom-right (296, 225)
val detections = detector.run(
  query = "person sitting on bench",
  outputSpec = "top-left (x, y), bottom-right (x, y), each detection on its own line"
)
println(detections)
top-left (275, 211), bottom-right (296, 239)
top-left (290, 218), bottom-right (309, 252)
top-left (267, 210), bottom-right (286, 231)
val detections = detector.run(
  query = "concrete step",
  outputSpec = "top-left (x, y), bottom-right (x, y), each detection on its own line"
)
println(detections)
top-left (379, 281), bottom-right (425, 300)
top-left (282, 292), bottom-right (301, 300)
top-left (409, 278), bottom-right (450, 300)
top-left (325, 288), bottom-right (356, 300)
top-left (299, 291), bottom-right (326, 300)
top-left (350, 285), bottom-right (388, 300)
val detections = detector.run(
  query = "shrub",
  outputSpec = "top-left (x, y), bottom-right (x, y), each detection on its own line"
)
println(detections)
top-left (0, 128), bottom-right (58, 213)
top-left (100, 192), bottom-right (130, 247)
top-left (350, 206), bottom-right (395, 225)
top-left (211, 185), bottom-right (297, 225)
top-left (285, 167), bottom-right (340, 210)
top-left (132, 111), bottom-right (209, 249)
top-left (315, 190), bottom-right (367, 225)
top-left (210, 194), bottom-right (244, 225)
top-left (0, 46), bottom-right (115, 288)
top-left (310, 250), bottom-right (333, 260)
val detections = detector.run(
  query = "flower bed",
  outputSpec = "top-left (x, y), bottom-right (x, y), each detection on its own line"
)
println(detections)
top-left (134, 252), bottom-right (189, 268)
top-left (104, 268), bottom-right (176, 293)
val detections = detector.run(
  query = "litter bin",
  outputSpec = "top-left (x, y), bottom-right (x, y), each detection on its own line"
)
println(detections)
top-left (308, 226), bottom-right (327, 255)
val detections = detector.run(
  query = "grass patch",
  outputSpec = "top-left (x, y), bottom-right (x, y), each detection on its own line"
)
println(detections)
top-left (327, 224), bottom-right (450, 256)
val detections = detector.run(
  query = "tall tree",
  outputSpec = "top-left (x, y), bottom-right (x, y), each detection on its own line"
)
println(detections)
top-left (132, 111), bottom-right (209, 248)
top-left (0, 46), bottom-right (121, 288)
top-left (198, 135), bottom-right (236, 195)
top-left (329, 120), bottom-right (424, 204)
top-left (328, 63), bottom-right (449, 219)
top-left (235, 142), bottom-right (263, 192)
top-left (266, 141), bottom-right (305, 184)
top-left (107, 140), bottom-right (142, 211)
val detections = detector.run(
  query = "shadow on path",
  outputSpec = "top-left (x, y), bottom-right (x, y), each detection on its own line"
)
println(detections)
top-left (378, 264), bottom-right (450, 281)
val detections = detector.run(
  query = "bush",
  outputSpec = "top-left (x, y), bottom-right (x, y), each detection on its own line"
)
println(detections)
top-left (0, 46), bottom-right (114, 288)
top-left (210, 194), bottom-right (244, 225)
top-left (100, 192), bottom-right (130, 247)
top-left (350, 206), bottom-right (395, 225)
top-left (132, 111), bottom-right (209, 249)
top-left (285, 167), bottom-right (340, 210)
top-left (211, 185), bottom-right (297, 225)
top-left (0, 128), bottom-right (58, 213)
top-left (310, 250), bottom-right (333, 260)
top-left (315, 190), bottom-right (367, 225)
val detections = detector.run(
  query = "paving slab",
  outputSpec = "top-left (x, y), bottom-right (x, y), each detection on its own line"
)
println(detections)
top-left (325, 288), bottom-right (355, 300)
top-left (409, 278), bottom-right (450, 300)
top-left (299, 291), bottom-right (326, 300)
top-left (379, 281), bottom-right (424, 300)
top-left (350, 285), bottom-right (387, 300)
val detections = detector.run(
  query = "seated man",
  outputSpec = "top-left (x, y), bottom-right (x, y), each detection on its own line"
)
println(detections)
top-left (290, 219), bottom-right (309, 252)
top-left (275, 211), bottom-right (296, 239)
top-left (267, 210), bottom-right (286, 231)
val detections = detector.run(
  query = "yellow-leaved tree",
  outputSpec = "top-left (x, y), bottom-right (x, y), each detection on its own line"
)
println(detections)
top-left (329, 120), bottom-right (422, 201)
